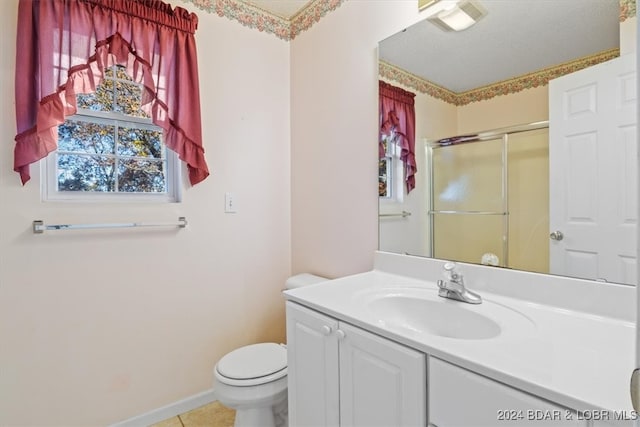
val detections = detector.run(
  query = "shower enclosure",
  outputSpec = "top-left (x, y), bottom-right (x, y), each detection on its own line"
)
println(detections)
top-left (428, 122), bottom-right (549, 273)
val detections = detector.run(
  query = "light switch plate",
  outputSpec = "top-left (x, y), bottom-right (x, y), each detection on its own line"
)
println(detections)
top-left (224, 192), bottom-right (236, 213)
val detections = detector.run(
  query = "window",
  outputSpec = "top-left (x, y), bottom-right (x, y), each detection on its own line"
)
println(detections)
top-left (379, 132), bottom-right (404, 202)
top-left (44, 65), bottom-right (180, 202)
top-left (379, 80), bottom-right (417, 195)
top-left (379, 135), bottom-right (393, 198)
top-left (15, 0), bottom-right (208, 188)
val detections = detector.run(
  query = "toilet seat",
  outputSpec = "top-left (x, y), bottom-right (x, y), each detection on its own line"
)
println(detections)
top-left (215, 343), bottom-right (287, 387)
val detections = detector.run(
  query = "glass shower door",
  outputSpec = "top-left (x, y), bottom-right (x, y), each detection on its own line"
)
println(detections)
top-left (429, 137), bottom-right (508, 266)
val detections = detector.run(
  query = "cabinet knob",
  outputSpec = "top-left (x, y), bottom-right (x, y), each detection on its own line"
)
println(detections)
top-left (321, 325), bottom-right (332, 336)
top-left (335, 329), bottom-right (346, 340)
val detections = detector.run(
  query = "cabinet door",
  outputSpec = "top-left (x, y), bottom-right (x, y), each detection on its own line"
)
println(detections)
top-left (339, 322), bottom-right (426, 427)
top-left (429, 357), bottom-right (585, 427)
top-left (286, 302), bottom-right (340, 427)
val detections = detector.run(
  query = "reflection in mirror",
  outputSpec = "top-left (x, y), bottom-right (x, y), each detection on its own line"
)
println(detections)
top-left (429, 123), bottom-right (549, 275)
top-left (378, 0), bottom-right (637, 285)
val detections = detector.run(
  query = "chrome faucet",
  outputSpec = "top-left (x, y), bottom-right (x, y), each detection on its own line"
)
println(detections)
top-left (437, 262), bottom-right (482, 304)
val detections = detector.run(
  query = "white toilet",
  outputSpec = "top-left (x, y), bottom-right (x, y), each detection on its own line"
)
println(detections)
top-left (213, 273), bottom-right (327, 427)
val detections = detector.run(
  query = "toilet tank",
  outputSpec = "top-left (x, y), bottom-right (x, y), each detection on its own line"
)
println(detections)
top-left (285, 273), bottom-right (328, 290)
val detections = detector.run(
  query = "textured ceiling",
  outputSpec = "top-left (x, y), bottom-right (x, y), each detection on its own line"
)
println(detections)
top-left (378, 0), bottom-right (621, 93)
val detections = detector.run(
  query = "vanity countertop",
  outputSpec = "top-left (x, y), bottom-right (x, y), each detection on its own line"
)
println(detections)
top-left (284, 269), bottom-right (635, 414)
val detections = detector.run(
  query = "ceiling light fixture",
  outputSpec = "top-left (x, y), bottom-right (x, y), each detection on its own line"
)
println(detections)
top-left (418, 0), bottom-right (458, 14)
top-left (427, 0), bottom-right (487, 32)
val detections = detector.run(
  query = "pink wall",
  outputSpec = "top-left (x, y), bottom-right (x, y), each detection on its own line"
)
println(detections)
top-left (0, 1), bottom-right (291, 424)
top-left (290, 1), bottom-right (424, 278)
top-left (457, 86), bottom-right (549, 134)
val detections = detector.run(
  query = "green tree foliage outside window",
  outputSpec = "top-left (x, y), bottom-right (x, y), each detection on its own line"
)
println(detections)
top-left (57, 65), bottom-right (168, 193)
top-left (379, 134), bottom-right (399, 199)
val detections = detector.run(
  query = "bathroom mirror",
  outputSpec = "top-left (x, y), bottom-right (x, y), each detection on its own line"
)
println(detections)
top-left (378, 0), bottom-right (638, 285)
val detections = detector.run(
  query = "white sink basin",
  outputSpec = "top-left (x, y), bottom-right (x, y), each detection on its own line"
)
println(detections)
top-left (361, 287), bottom-right (535, 340)
top-left (368, 295), bottom-right (501, 339)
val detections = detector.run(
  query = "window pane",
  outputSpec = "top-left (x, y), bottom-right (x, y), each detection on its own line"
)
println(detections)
top-left (117, 126), bottom-right (163, 158)
top-left (379, 158), bottom-right (390, 197)
top-left (113, 65), bottom-right (131, 81)
top-left (77, 78), bottom-right (115, 112)
top-left (118, 159), bottom-right (166, 193)
top-left (114, 81), bottom-right (148, 118)
top-left (57, 154), bottom-right (115, 192)
top-left (105, 66), bottom-right (117, 79)
top-left (58, 121), bottom-right (115, 154)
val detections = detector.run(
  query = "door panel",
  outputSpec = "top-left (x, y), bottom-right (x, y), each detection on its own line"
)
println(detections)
top-left (338, 322), bottom-right (426, 427)
top-left (286, 302), bottom-right (340, 427)
top-left (549, 54), bottom-right (637, 284)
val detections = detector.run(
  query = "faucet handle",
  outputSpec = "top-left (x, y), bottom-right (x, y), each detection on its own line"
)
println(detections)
top-left (442, 261), bottom-right (463, 283)
top-left (443, 261), bottom-right (457, 272)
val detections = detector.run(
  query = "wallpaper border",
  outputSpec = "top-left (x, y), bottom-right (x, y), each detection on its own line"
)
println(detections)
top-left (184, 0), bottom-right (635, 41)
top-left (183, 0), bottom-right (345, 41)
top-left (379, 49), bottom-right (621, 106)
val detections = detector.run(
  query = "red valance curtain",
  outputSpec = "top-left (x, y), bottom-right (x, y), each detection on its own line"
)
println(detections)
top-left (379, 80), bottom-right (416, 193)
top-left (14, 0), bottom-right (209, 185)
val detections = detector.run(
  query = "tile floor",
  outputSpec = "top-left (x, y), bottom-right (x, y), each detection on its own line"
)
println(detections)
top-left (151, 401), bottom-right (235, 427)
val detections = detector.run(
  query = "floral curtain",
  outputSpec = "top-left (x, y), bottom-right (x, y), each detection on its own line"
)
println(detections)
top-left (379, 80), bottom-right (416, 194)
top-left (14, 0), bottom-right (209, 185)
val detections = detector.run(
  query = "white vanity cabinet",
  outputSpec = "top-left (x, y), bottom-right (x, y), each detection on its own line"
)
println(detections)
top-left (286, 299), bottom-right (632, 427)
top-left (429, 357), bottom-right (585, 427)
top-left (286, 301), bottom-right (426, 427)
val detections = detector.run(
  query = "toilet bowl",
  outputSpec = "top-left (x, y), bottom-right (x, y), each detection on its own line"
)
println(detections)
top-left (213, 274), bottom-right (327, 427)
top-left (214, 343), bottom-right (288, 427)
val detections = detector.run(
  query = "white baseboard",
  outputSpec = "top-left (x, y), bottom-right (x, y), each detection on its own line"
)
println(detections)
top-left (110, 388), bottom-right (217, 427)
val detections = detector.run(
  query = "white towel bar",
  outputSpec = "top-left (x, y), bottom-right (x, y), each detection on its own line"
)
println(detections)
top-left (32, 217), bottom-right (187, 234)
top-left (379, 211), bottom-right (412, 218)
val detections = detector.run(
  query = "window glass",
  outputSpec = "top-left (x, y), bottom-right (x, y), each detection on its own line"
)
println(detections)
top-left (46, 65), bottom-right (179, 202)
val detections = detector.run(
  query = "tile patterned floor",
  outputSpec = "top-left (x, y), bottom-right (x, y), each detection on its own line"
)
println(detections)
top-left (151, 401), bottom-right (235, 427)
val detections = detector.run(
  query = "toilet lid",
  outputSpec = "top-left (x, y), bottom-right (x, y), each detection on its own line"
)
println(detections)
top-left (217, 343), bottom-right (287, 380)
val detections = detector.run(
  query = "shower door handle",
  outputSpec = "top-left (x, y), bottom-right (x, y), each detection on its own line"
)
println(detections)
top-left (549, 231), bottom-right (564, 241)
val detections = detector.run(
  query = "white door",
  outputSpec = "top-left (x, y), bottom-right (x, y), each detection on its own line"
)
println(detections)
top-left (338, 322), bottom-right (426, 427)
top-left (286, 302), bottom-right (340, 427)
top-left (549, 54), bottom-right (637, 284)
